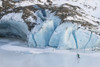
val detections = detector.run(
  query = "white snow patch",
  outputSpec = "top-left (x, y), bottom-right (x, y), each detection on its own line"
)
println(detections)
top-left (26, 16), bottom-right (35, 23)
top-left (0, 0), bottom-right (2, 7)
top-left (15, 1), bottom-right (34, 7)
top-left (53, 0), bottom-right (100, 18)
top-left (1, 13), bottom-right (24, 22)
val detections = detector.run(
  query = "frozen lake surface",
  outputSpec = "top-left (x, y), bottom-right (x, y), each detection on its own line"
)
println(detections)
top-left (0, 38), bottom-right (100, 67)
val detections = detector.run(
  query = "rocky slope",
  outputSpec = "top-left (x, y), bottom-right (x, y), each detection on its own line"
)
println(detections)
top-left (0, 0), bottom-right (100, 31)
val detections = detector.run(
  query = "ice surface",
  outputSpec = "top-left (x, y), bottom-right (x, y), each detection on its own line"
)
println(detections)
top-left (0, 19), bottom-right (28, 40)
top-left (1, 44), bottom-right (100, 67)
top-left (0, 37), bottom-right (100, 67)
top-left (49, 22), bottom-right (76, 48)
top-left (0, 9), bottom-right (100, 49)
top-left (0, 13), bottom-right (36, 47)
top-left (34, 20), bottom-right (55, 48)
top-left (31, 9), bottom-right (61, 48)
top-left (49, 22), bottom-right (100, 49)
top-left (27, 33), bottom-right (36, 47)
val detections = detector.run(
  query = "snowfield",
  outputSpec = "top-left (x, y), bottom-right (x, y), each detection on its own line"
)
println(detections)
top-left (1, 39), bottom-right (100, 67)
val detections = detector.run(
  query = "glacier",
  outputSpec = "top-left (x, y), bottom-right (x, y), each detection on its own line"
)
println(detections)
top-left (0, 1), bottom-right (100, 67)
top-left (31, 9), bottom-right (61, 48)
top-left (0, 9), bottom-right (100, 50)
top-left (0, 19), bottom-right (28, 40)
top-left (34, 20), bottom-right (55, 48)
top-left (0, 13), bottom-right (36, 47)
top-left (50, 22), bottom-right (100, 49)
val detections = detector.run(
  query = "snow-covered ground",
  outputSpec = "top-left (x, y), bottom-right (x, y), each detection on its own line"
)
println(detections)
top-left (0, 38), bottom-right (100, 67)
top-left (1, 39), bottom-right (100, 67)
top-left (0, 0), bottom-right (2, 7)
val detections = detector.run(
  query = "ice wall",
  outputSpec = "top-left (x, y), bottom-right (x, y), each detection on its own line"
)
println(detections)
top-left (0, 19), bottom-right (28, 40)
top-left (49, 22), bottom-right (100, 49)
top-left (34, 20), bottom-right (55, 48)
top-left (0, 13), bottom-right (36, 47)
top-left (0, 9), bottom-right (100, 49)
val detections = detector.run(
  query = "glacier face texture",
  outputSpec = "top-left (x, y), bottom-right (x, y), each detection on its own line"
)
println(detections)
top-left (34, 20), bottom-right (55, 48)
top-left (0, 13), bottom-right (36, 47)
top-left (0, 9), bottom-right (100, 50)
top-left (0, 19), bottom-right (28, 40)
top-left (49, 22), bottom-right (100, 49)
top-left (33, 20), bottom-right (100, 49)
top-left (0, 13), bottom-right (29, 40)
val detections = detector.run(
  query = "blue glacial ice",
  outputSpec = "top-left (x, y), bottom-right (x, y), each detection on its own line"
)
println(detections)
top-left (0, 10), bottom-right (100, 50)
top-left (49, 22), bottom-right (76, 48)
top-left (31, 9), bottom-right (61, 48)
top-left (0, 13), bottom-right (36, 47)
top-left (49, 22), bottom-right (100, 49)
top-left (0, 19), bottom-right (28, 40)
top-left (34, 20), bottom-right (55, 48)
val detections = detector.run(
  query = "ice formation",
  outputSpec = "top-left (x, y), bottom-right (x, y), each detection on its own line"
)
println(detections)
top-left (0, 9), bottom-right (100, 50)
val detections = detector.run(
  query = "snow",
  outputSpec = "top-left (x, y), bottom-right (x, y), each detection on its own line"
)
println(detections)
top-left (13, 0), bottom-right (100, 18)
top-left (15, 0), bottom-right (49, 7)
top-left (1, 13), bottom-right (24, 22)
top-left (0, 0), bottom-right (2, 7)
top-left (26, 16), bottom-right (35, 23)
top-left (15, 1), bottom-right (35, 7)
top-left (0, 1), bottom-right (100, 67)
top-left (1, 43), bottom-right (100, 67)
top-left (53, 0), bottom-right (100, 18)
top-left (1, 45), bottom-right (42, 54)
top-left (76, 15), bottom-right (98, 25)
